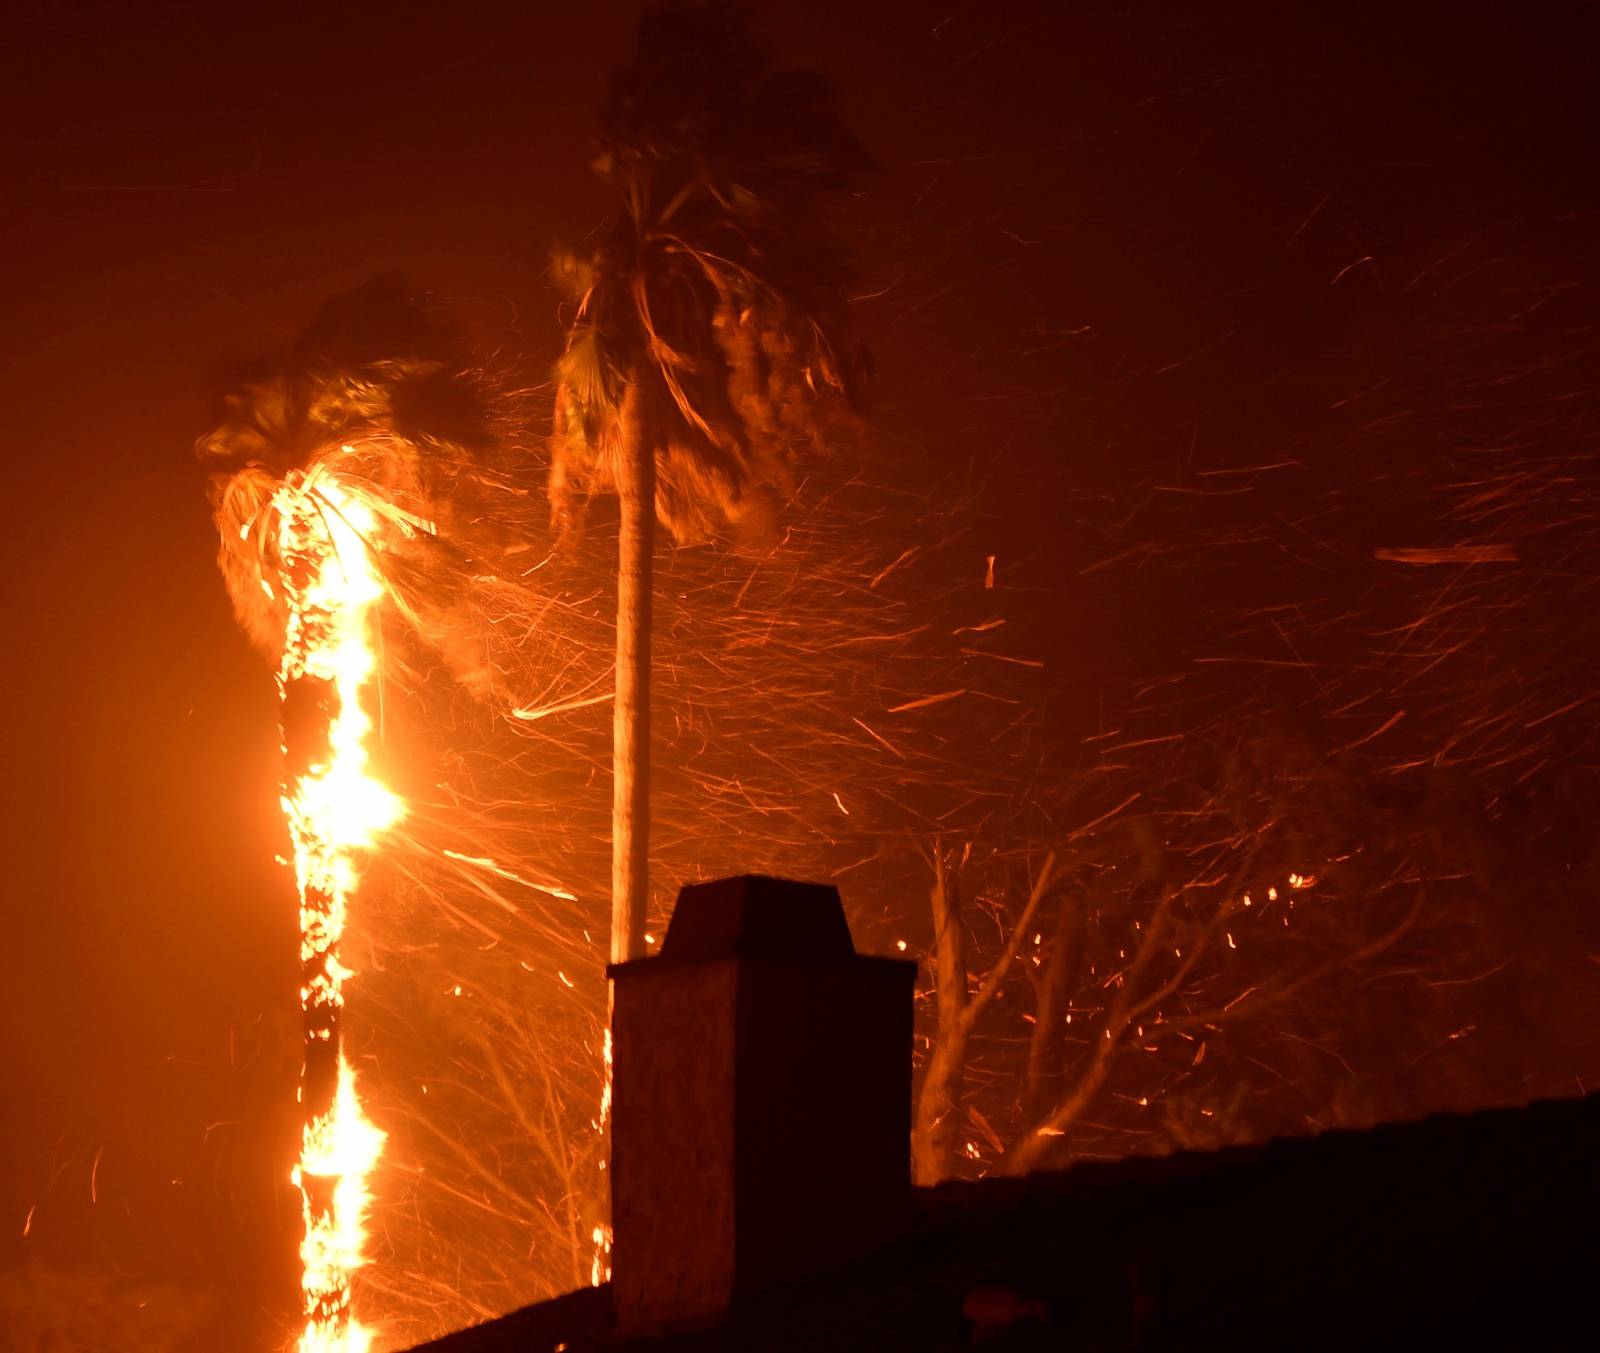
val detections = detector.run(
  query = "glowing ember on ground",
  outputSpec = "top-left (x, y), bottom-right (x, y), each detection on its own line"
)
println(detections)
top-left (272, 465), bottom-right (400, 1352)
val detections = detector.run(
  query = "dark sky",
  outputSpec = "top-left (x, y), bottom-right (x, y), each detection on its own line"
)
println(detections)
top-left (0, 0), bottom-right (1593, 1345)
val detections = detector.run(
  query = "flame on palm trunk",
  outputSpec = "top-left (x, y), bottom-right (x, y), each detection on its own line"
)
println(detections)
top-left (273, 464), bottom-right (399, 1353)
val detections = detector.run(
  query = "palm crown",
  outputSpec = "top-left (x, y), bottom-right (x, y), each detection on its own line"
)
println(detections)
top-left (551, 0), bottom-right (871, 542)
top-left (196, 278), bottom-right (496, 658)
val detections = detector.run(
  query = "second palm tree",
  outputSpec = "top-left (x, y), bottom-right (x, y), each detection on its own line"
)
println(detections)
top-left (551, 1), bottom-right (870, 961)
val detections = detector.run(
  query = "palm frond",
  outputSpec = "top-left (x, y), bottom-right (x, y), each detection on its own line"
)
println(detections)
top-left (555, 324), bottom-right (622, 447)
top-left (197, 277), bottom-right (497, 655)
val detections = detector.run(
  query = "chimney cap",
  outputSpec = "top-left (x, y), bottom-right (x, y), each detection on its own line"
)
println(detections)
top-left (654, 874), bottom-right (857, 964)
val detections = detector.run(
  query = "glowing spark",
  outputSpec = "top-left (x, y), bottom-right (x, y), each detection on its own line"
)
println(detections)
top-left (868, 545), bottom-right (919, 590)
top-left (850, 715), bottom-right (906, 759)
top-left (510, 691), bottom-right (614, 721)
top-left (441, 849), bottom-right (578, 901)
top-left (887, 689), bottom-right (968, 714)
top-left (1374, 545), bottom-right (1518, 565)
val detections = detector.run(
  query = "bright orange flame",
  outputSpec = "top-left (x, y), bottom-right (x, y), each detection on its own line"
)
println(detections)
top-left (591, 1026), bottom-right (614, 1287)
top-left (274, 467), bottom-right (398, 1353)
top-left (294, 1058), bottom-right (387, 1353)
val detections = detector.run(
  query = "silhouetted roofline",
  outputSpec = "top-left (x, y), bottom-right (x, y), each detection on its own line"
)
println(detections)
top-left (409, 1091), bottom-right (1600, 1352)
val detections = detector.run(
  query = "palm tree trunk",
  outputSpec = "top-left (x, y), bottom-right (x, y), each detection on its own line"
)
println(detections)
top-left (612, 377), bottom-right (653, 963)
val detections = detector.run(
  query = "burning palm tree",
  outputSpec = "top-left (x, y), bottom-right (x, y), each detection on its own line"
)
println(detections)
top-left (550, 0), bottom-right (870, 964)
top-left (197, 279), bottom-right (497, 1352)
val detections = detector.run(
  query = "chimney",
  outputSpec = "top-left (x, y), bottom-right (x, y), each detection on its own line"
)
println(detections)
top-left (608, 874), bottom-right (917, 1331)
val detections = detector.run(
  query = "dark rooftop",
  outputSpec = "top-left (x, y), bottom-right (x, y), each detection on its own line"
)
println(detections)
top-left (411, 1090), bottom-right (1599, 1352)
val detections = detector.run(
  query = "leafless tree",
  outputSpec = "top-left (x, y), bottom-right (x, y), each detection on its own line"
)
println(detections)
top-left (912, 717), bottom-right (1448, 1181)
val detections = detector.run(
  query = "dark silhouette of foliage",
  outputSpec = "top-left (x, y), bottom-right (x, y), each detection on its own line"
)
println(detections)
top-left (550, 0), bottom-right (869, 541)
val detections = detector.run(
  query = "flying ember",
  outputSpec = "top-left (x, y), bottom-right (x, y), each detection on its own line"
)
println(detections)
top-left (271, 464), bottom-right (400, 1353)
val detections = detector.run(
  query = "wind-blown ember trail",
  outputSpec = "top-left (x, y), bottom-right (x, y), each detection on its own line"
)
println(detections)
top-left (270, 465), bottom-right (409, 1351)
top-left (185, 217), bottom-right (1600, 1346)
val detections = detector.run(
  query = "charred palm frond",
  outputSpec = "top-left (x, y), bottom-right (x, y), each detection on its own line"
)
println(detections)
top-left (550, 0), bottom-right (871, 542)
top-left (197, 277), bottom-right (499, 660)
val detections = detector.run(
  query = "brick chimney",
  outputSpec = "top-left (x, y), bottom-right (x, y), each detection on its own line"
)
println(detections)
top-left (607, 874), bottom-right (916, 1331)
